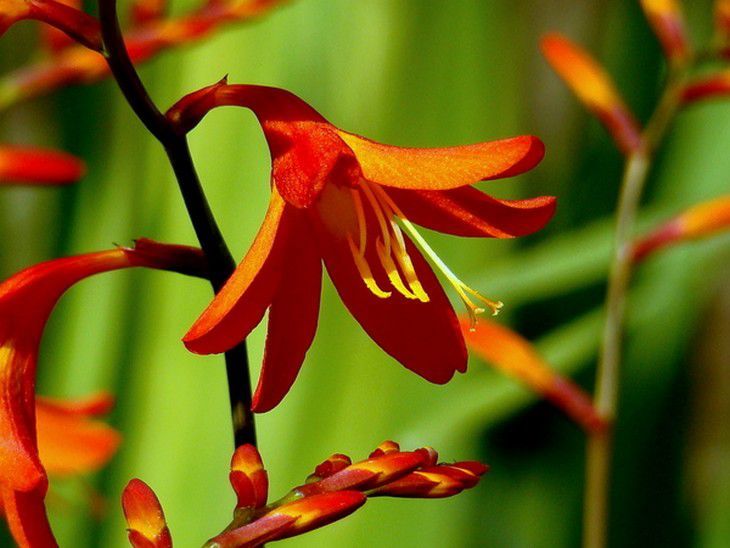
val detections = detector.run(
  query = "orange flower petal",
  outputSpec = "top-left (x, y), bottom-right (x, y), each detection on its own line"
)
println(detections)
top-left (460, 317), bottom-right (606, 433)
top-left (1, 485), bottom-right (57, 548)
top-left (312, 213), bottom-right (467, 385)
top-left (252, 215), bottom-right (322, 413)
top-left (640, 0), bottom-right (690, 64)
top-left (632, 195), bottom-right (730, 262)
top-left (337, 131), bottom-right (544, 191)
top-left (540, 33), bottom-right (642, 154)
top-left (184, 188), bottom-right (290, 354)
top-left (386, 186), bottom-right (557, 238)
top-left (122, 480), bottom-right (172, 548)
top-left (0, 146), bottom-right (85, 185)
top-left (35, 395), bottom-right (121, 477)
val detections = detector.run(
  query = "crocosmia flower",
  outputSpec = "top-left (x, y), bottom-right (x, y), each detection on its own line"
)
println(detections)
top-left (172, 83), bottom-right (556, 412)
top-left (0, 240), bottom-right (206, 547)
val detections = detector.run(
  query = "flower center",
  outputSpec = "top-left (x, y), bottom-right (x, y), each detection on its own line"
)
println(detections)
top-left (347, 180), bottom-right (503, 327)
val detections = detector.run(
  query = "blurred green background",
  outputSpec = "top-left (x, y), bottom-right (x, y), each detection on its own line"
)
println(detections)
top-left (1, 0), bottom-right (729, 546)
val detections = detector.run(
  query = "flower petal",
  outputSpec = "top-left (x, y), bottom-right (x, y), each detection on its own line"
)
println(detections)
top-left (312, 213), bottom-right (466, 384)
top-left (1, 485), bottom-right (57, 548)
top-left (640, 0), bottom-right (690, 64)
top-left (252, 215), bottom-right (322, 413)
top-left (184, 188), bottom-right (290, 354)
top-left (386, 186), bottom-right (557, 238)
top-left (35, 395), bottom-right (121, 477)
top-left (0, 146), bottom-right (85, 185)
top-left (337, 131), bottom-right (544, 191)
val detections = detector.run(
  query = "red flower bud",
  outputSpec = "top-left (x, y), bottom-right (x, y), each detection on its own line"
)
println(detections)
top-left (369, 461), bottom-right (489, 499)
top-left (229, 444), bottom-right (268, 510)
top-left (122, 480), bottom-right (173, 548)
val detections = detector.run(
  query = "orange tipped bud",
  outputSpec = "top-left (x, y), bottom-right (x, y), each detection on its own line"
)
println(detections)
top-left (681, 71), bottom-right (730, 104)
top-left (0, 146), bottom-right (85, 185)
top-left (229, 444), bottom-right (268, 510)
top-left (311, 454), bottom-right (352, 480)
top-left (632, 195), bottom-right (730, 262)
top-left (122, 480), bottom-right (172, 548)
top-left (207, 491), bottom-right (366, 548)
top-left (166, 76), bottom-right (229, 133)
top-left (540, 34), bottom-right (642, 154)
top-left (368, 440), bottom-right (400, 458)
top-left (640, 0), bottom-right (690, 65)
top-left (461, 317), bottom-right (607, 433)
top-left (370, 461), bottom-right (489, 499)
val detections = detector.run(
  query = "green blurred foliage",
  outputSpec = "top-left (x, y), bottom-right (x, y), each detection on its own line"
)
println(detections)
top-left (0, 0), bottom-right (728, 546)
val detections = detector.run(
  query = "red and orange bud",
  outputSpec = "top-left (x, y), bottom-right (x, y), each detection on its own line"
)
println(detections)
top-left (640, 0), bottom-right (690, 65)
top-left (461, 317), bottom-right (607, 433)
top-left (0, 146), bottom-right (85, 185)
top-left (207, 491), bottom-right (366, 548)
top-left (681, 71), bottom-right (730, 104)
top-left (311, 453), bottom-right (352, 480)
top-left (540, 34), bottom-right (642, 154)
top-left (632, 195), bottom-right (730, 262)
top-left (122, 480), bottom-right (173, 548)
top-left (299, 449), bottom-right (429, 496)
top-left (0, 0), bottom-right (101, 51)
top-left (230, 444), bottom-right (268, 510)
top-left (368, 440), bottom-right (400, 458)
top-left (370, 461), bottom-right (489, 499)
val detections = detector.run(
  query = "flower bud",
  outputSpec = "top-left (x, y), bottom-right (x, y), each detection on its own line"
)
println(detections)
top-left (369, 461), bottom-right (489, 498)
top-left (122, 480), bottom-right (173, 548)
top-left (229, 444), bottom-right (268, 510)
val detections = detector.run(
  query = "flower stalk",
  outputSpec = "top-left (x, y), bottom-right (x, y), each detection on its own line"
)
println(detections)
top-left (583, 74), bottom-right (685, 548)
top-left (97, 0), bottom-right (256, 448)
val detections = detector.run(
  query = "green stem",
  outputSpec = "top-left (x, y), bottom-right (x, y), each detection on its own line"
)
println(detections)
top-left (582, 74), bottom-right (685, 548)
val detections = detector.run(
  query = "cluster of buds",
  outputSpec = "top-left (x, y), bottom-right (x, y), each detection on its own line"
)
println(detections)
top-left (122, 441), bottom-right (488, 547)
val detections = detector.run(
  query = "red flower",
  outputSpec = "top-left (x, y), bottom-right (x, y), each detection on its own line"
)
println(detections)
top-left (173, 83), bottom-right (555, 412)
top-left (0, 240), bottom-right (206, 547)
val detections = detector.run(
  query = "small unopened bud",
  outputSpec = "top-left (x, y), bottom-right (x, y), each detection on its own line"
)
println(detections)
top-left (369, 461), bottom-right (489, 499)
top-left (229, 444), bottom-right (269, 510)
top-left (368, 440), bottom-right (400, 458)
top-left (166, 77), bottom-right (229, 133)
top-left (310, 453), bottom-right (352, 480)
top-left (122, 479), bottom-right (173, 548)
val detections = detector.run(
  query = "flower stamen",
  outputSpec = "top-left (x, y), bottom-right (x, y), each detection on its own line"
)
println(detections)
top-left (370, 184), bottom-right (503, 327)
top-left (347, 236), bottom-right (392, 299)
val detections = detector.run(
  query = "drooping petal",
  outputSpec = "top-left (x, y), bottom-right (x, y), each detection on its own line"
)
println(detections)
top-left (540, 33), bottom-right (642, 154)
top-left (252, 214), bottom-right (322, 412)
top-left (1, 485), bottom-right (57, 548)
top-left (184, 188), bottom-right (291, 354)
top-left (0, 146), bottom-right (85, 185)
top-left (35, 394), bottom-right (121, 477)
top-left (336, 131), bottom-right (544, 191)
top-left (311, 201), bottom-right (467, 384)
top-left (122, 480), bottom-right (172, 548)
top-left (460, 317), bottom-right (606, 433)
top-left (386, 186), bottom-right (557, 238)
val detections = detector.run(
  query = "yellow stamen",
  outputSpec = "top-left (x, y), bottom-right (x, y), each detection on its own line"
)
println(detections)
top-left (370, 183), bottom-right (503, 326)
top-left (359, 181), bottom-right (392, 256)
top-left (375, 238), bottom-right (420, 300)
top-left (347, 236), bottom-right (391, 298)
top-left (350, 189), bottom-right (367, 255)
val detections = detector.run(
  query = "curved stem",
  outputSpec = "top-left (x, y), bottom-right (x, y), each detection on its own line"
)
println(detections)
top-left (582, 75), bottom-right (685, 548)
top-left (98, 0), bottom-right (256, 448)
